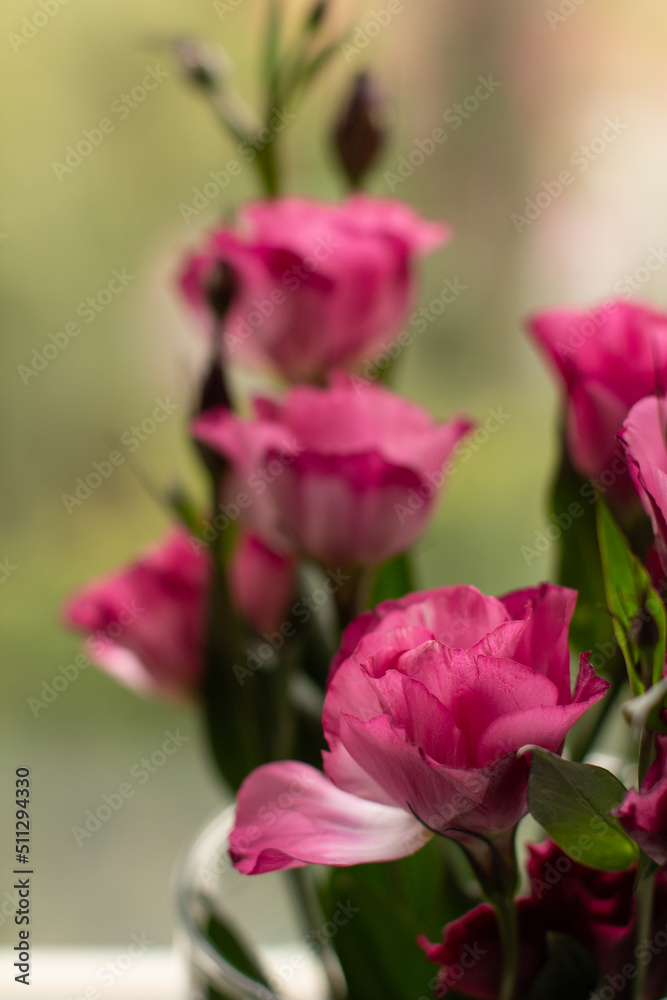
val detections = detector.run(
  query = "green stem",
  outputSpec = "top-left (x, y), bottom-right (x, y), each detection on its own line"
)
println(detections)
top-left (634, 872), bottom-right (656, 1000)
top-left (638, 727), bottom-right (655, 787)
top-left (494, 892), bottom-right (519, 1000)
top-left (255, 139), bottom-right (279, 197)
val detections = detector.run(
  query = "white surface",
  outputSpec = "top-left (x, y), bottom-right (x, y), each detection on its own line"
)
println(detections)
top-left (0, 947), bottom-right (187, 1000)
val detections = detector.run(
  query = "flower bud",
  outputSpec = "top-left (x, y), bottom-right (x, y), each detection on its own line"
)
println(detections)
top-left (204, 260), bottom-right (238, 320)
top-left (306, 0), bottom-right (329, 31)
top-left (332, 72), bottom-right (386, 187)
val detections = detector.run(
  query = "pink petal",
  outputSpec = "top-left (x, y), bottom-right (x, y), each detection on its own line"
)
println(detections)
top-left (267, 449), bottom-right (432, 566)
top-left (229, 531), bottom-right (295, 634)
top-left (229, 762), bottom-right (431, 874)
top-left (477, 655), bottom-right (608, 765)
top-left (370, 644), bottom-right (560, 762)
top-left (324, 626), bottom-right (434, 732)
top-left (322, 737), bottom-right (399, 807)
top-left (338, 714), bottom-right (529, 835)
top-left (621, 395), bottom-right (667, 571)
top-left (328, 586), bottom-right (511, 678)
top-left (498, 584), bottom-right (577, 701)
top-left (367, 670), bottom-right (467, 767)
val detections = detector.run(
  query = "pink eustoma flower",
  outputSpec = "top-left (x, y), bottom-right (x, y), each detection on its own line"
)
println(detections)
top-left (63, 527), bottom-right (293, 697)
top-left (229, 585), bottom-right (607, 874)
top-left (422, 839), bottom-right (667, 1000)
top-left (620, 394), bottom-right (667, 575)
top-left (193, 378), bottom-right (473, 568)
top-left (614, 734), bottom-right (667, 867)
top-left (62, 528), bottom-right (209, 697)
top-left (527, 300), bottom-right (667, 482)
top-left (229, 530), bottom-right (296, 635)
top-left (180, 195), bottom-right (449, 382)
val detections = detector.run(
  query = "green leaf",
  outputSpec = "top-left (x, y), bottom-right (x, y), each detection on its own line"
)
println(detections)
top-left (549, 443), bottom-right (613, 654)
top-left (522, 933), bottom-right (598, 1000)
top-left (297, 39), bottom-right (341, 90)
top-left (167, 485), bottom-right (204, 538)
top-left (526, 748), bottom-right (638, 871)
top-left (597, 499), bottom-right (667, 691)
top-left (367, 553), bottom-right (414, 607)
top-left (317, 839), bottom-right (471, 1000)
top-left (635, 850), bottom-right (660, 891)
top-left (205, 913), bottom-right (271, 996)
top-left (263, 0), bottom-right (282, 107)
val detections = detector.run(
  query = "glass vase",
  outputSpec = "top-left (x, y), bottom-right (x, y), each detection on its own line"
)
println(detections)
top-left (174, 806), bottom-right (336, 1000)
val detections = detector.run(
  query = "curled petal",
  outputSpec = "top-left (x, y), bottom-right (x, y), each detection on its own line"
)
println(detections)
top-left (230, 761), bottom-right (431, 874)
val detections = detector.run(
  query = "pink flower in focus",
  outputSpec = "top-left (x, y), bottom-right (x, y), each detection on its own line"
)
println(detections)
top-left (62, 528), bottom-right (209, 697)
top-left (527, 300), bottom-right (667, 481)
top-left (229, 585), bottom-right (607, 874)
top-left (193, 378), bottom-right (473, 568)
top-left (620, 394), bottom-right (667, 576)
top-left (180, 195), bottom-right (450, 382)
top-left (614, 735), bottom-right (667, 867)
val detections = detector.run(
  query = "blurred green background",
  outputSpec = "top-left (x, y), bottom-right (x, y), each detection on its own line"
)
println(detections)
top-left (3, 0), bottom-right (667, 947)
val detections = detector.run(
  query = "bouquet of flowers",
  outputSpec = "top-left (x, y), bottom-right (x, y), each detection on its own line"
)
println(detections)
top-left (62, 5), bottom-right (667, 999)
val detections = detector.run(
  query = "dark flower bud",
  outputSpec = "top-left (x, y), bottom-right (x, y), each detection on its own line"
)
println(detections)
top-left (204, 260), bottom-right (238, 320)
top-left (332, 72), bottom-right (386, 187)
top-left (306, 0), bottom-right (329, 31)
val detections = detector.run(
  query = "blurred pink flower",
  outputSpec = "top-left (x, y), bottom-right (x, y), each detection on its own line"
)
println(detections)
top-left (180, 194), bottom-right (449, 382)
top-left (62, 528), bottom-right (208, 697)
top-left (193, 378), bottom-right (473, 568)
top-left (527, 300), bottom-right (667, 483)
top-left (229, 585), bottom-right (607, 874)
top-left (229, 530), bottom-right (296, 635)
top-left (620, 394), bottom-right (667, 575)
top-left (63, 527), bottom-right (295, 697)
